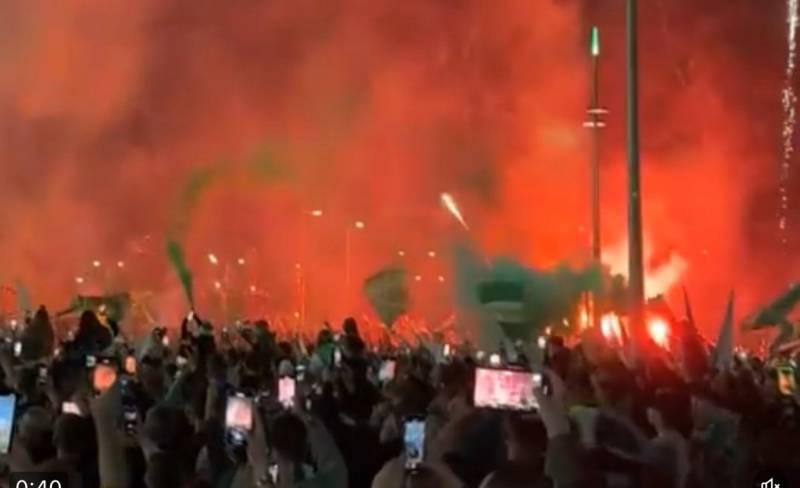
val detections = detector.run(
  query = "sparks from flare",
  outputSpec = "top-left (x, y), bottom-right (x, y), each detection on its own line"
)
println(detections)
top-left (440, 193), bottom-right (469, 230)
top-left (778, 0), bottom-right (799, 247)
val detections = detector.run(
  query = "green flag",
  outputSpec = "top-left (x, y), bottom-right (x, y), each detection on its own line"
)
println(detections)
top-left (166, 239), bottom-right (194, 308)
top-left (363, 267), bottom-right (409, 328)
top-left (743, 283), bottom-right (800, 329)
top-left (711, 291), bottom-right (734, 371)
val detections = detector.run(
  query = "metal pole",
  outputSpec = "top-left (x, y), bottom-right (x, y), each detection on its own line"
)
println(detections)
top-left (626, 0), bottom-right (646, 337)
top-left (589, 27), bottom-right (603, 263)
top-left (585, 27), bottom-right (607, 329)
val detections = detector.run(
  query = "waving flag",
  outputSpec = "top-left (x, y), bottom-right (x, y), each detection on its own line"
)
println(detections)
top-left (363, 267), bottom-right (409, 328)
top-left (711, 291), bottom-right (735, 371)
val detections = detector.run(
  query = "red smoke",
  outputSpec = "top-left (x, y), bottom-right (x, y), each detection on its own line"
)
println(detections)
top-left (0, 0), bottom-right (795, 339)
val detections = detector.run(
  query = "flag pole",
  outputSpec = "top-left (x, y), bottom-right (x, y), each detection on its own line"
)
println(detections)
top-left (626, 0), bottom-right (646, 339)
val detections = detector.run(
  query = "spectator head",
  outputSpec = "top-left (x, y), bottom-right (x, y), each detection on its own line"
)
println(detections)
top-left (392, 378), bottom-right (431, 418)
top-left (502, 414), bottom-right (546, 462)
top-left (343, 334), bottom-right (366, 359)
top-left (591, 360), bottom-right (636, 410)
top-left (54, 414), bottom-right (96, 459)
top-left (645, 390), bottom-right (692, 437)
top-left (437, 359), bottom-right (474, 416)
top-left (139, 355), bottom-right (166, 399)
top-left (342, 317), bottom-right (359, 338)
top-left (270, 413), bottom-right (308, 464)
top-left (145, 452), bottom-right (189, 488)
top-left (317, 329), bottom-right (333, 347)
top-left (16, 406), bottom-right (55, 464)
top-left (689, 386), bottom-right (729, 429)
top-left (144, 405), bottom-right (193, 452)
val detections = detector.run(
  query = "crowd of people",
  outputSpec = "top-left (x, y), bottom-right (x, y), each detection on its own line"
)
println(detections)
top-left (0, 305), bottom-right (798, 488)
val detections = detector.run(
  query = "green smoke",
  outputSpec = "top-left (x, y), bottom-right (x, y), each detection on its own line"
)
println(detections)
top-left (166, 239), bottom-right (195, 308)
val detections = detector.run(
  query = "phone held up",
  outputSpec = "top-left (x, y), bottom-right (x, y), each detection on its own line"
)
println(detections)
top-left (225, 391), bottom-right (254, 448)
top-left (403, 416), bottom-right (426, 471)
top-left (278, 376), bottom-right (296, 410)
top-left (473, 366), bottom-right (546, 412)
top-left (0, 393), bottom-right (16, 455)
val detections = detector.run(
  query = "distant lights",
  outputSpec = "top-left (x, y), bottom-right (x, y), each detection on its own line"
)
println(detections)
top-left (116, 260), bottom-right (125, 268)
top-left (92, 260), bottom-right (101, 268)
top-left (75, 277), bottom-right (85, 284)
top-left (237, 257), bottom-right (246, 266)
top-left (428, 251), bottom-right (436, 258)
top-left (208, 253), bottom-right (219, 265)
top-left (354, 220), bottom-right (365, 230)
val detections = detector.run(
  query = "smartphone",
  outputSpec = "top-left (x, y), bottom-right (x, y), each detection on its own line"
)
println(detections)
top-left (162, 335), bottom-right (170, 347)
top-left (176, 355), bottom-right (188, 368)
top-left (13, 342), bottom-right (21, 358)
top-left (443, 344), bottom-right (451, 358)
top-left (93, 361), bottom-right (117, 395)
top-left (268, 463), bottom-right (279, 484)
top-left (278, 377), bottom-right (296, 409)
top-left (123, 355), bottom-right (137, 375)
top-left (120, 377), bottom-right (138, 435)
top-left (378, 359), bottom-right (396, 383)
top-left (403, 416), bottom-right (426, 470)
top-left (225, 393), bottom-right (253, 446)
top-left (473, 367), bottom-right (539, 411)
top-left (296, 364), bottom-right (306, 382)
top-left (86, 355), bottom-right (97, 368)
top-left (489, 353), bottom-right (501, 367)
top-left (62, 401), bottom-right (82, 416)
top-left (777, 366), bottom-right (796, 396)
top-left (0, 394), bottom-right (16, 454)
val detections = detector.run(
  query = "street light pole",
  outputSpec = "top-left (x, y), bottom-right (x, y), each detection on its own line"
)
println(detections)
top-left (586, 26), bottom-right (606, 263)
top-left (626, 0), bottom-right (646, 339)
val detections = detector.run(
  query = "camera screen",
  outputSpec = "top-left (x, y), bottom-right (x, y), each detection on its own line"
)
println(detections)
top-left (474, 367), bottom-right (538, 411)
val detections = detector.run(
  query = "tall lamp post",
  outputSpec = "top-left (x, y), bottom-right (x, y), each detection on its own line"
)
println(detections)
top-left (584, 26), bottom-right (608, 329)
top-left (584, 26), bottom-right (607, 263)
top-left (626, 0), bottom-right (646, 340)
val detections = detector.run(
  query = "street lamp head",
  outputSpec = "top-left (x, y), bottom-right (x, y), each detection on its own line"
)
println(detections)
top-left (310, 209), bottom-right (324, 217)
top-left (117, 261), bottom-right (125, 268)
top-left (92, 260), bottom-right (101, 268)
top-left (354, 220), bottom-right (365, 230)
top-left (237, 257), bottom-right (246, 266)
